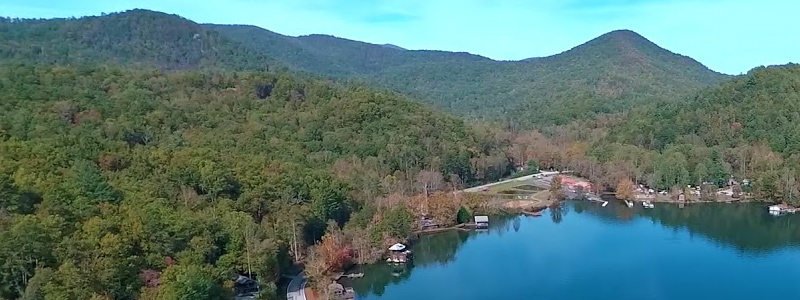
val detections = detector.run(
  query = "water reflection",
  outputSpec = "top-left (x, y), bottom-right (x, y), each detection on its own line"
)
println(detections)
top-left (637, 203), bottom-right (800, 253)
top-left (348, 201), bottom-right (800, 298)
top-left (549, 202), bottom-right (567, 224)
top-left (571, 200), bottom-right (800, 252)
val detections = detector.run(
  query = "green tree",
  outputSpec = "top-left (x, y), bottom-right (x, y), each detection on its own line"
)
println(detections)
top-left (157, 264), bottom-right (226, 300)
top-left (456, 206), bottom-right (472, 224)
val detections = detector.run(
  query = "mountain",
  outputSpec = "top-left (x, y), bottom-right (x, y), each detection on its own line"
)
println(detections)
top-left (203, 24), bottom-right (490, 77)
top-left (211, 25), bottom-right (730, 126)
top-left (0, 9), bottom-right (277, 70)
top-left (0, 9), bottom-right (730, 127)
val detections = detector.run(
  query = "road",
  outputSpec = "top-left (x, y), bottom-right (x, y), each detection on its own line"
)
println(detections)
top-left (287, 273), bottom-right (307, 300)
top-left (461, 171), bottom-right (561, 193)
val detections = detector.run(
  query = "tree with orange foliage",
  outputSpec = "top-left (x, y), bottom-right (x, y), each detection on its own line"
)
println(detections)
top-left (616, 179), bottom-right (635, 201)
top-left (305, 221), bottom-right (354, 291)
top-left (317, 221), bottom-right (353, 273)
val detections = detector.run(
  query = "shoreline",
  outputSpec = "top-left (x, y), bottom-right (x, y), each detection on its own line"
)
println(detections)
top-left (631, 198), bottom-right (753, 204)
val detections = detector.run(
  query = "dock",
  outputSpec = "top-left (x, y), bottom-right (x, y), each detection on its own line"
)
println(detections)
top-left (769, 204), bottom-right (798, 215)
top-left (521, 210), bottom-right (543, 217)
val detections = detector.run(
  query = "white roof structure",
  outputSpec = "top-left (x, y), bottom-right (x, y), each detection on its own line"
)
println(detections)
top-left (474, 216), bottom-right (489, 223)
top-left (388, 243), bottom-right (406, 251)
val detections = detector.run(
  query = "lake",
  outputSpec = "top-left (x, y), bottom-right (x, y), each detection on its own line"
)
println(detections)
top-left (344, 201), bottom-right (800, 300)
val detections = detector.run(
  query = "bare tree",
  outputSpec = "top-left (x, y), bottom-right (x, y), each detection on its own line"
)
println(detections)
top-left (415, 170), bottom-right (444, 213)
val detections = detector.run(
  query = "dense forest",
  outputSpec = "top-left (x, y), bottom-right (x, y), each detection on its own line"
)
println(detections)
top-left (0, 64), bottom-right (514, 299)
top-left (0, 9), bottom-right (728, 129)
top-left (0, 10), bottom-right (278, 71)
top-left (211, 25), bottom-right (729, 127)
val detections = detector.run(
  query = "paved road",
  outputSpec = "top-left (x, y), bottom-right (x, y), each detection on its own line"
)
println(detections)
top-left (287, 273), bottom-right (307, 300)
top-left (461, 171), bottom-right (561, 193)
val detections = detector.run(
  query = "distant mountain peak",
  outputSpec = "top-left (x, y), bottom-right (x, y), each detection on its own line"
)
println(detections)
top-left (546, 28), bottom-right (719, 74)
top-left (381, 44), bottom-right (406, 51)
top-left (602, 29), bottom-right (646, 39)
top-left (584, 29), bottom-right (657, 51)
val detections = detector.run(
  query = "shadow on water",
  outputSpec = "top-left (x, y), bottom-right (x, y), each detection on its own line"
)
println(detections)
top-left (347, 201), bottom-right (800, 297)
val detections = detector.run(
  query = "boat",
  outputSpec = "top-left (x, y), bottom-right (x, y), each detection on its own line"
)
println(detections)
top-left (601, 201), bottom-right (609, 207)
top-left (643, 201), bottom-right (654, 209)
top-left (624, 200), bottom-right (634, 208)
top-left (522, 210), bottom-right (543, 217)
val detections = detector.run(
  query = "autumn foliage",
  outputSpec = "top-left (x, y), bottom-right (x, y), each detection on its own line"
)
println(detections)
top-left (616, 179), bottom-right (635, 201)
top-left (407, 192), bottom-right (461, 226)
top-left (318, 234), bottom-right (353, 273)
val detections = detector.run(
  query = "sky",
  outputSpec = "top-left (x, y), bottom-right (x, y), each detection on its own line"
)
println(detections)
top-left (1, 0), bottom-right (797, 74)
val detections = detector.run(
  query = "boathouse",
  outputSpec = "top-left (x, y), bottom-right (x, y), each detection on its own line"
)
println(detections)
top-left (769, 204), bottom-right (797, 214)
top-left (387, 243), bottom-right (412, 263)
top-left (474, 216), bottom-right (489, 228)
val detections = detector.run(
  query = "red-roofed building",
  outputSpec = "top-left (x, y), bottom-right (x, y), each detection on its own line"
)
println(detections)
top-left (559, 175), bottom-right (593, 191)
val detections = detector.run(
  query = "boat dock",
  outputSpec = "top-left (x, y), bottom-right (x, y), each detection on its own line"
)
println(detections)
top-left (769, 204), bottom-right (798, 215)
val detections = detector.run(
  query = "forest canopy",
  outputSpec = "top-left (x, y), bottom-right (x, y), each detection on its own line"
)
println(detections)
top-left (0, 64), bottom-right (513, 299)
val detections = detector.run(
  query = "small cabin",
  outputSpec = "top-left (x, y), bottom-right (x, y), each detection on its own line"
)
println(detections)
top-left (474, 216), bottom-right (489, 228)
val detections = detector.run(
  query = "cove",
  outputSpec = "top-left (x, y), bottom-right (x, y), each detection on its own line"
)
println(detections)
top-left (343, 201), bottom-right (800, 300)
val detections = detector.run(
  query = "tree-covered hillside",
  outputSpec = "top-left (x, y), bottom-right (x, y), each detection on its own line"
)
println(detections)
top-left (518, 64), bottom-right (800, 203)
top-left (0, 10), bottom-right (277, 70)
top-left (609, 64), bottom-right (800, 153)
top-left (212, 25), bottom-right (730, 127)
top-left (1, 10), bottom-right (729, 127)
top-left (0, 64), bottom-right (512, 299)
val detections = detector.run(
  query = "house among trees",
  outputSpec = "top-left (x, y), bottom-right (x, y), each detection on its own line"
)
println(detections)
top-left (233, 275), bottom-right (260, 299)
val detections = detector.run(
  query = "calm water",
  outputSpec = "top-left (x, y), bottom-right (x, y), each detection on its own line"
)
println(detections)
top-left (345, 201), bottom-right (800, 300)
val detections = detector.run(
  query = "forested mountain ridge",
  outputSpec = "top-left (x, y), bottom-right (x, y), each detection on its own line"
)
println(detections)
top-left (0, 64), bottom-right (514, 299)
top-left (0, 9), bottom-right (278, 70)
top-left (211, 25), bottom-right (730, 126)
top-left (203, 24), bottom-right (491, 77)
top-left (1, 9), bottom-right (730, 127)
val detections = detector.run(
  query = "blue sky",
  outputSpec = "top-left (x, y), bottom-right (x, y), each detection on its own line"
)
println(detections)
top-left (1, 0), bottom-right (797, 74)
